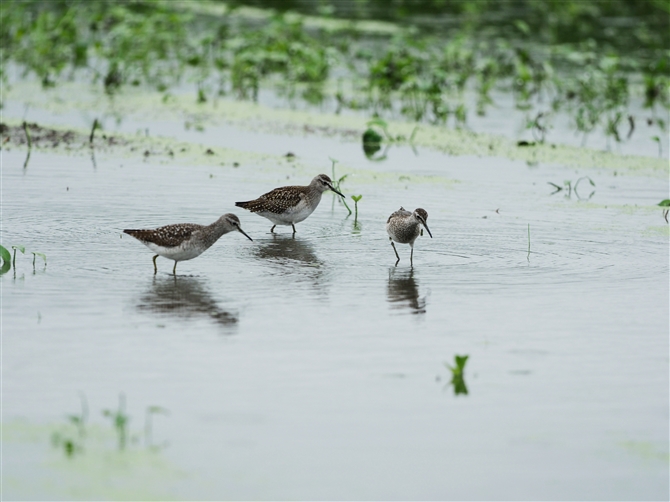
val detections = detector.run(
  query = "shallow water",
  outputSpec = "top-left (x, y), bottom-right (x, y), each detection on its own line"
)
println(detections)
top-left (2, 119), bottom-right (668, 500)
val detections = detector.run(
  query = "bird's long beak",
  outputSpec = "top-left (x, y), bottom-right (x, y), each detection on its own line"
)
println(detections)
top-left (422, 222), bottom-right (433, 238)
top-left (327, 183), bottom-right (345, 198)
top-left (238, 228), bottom-right (253, 241)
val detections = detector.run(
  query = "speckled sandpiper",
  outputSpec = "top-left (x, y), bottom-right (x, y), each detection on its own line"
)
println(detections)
top-left (235, 174), bottom-right (345, 234)
top-left (124, 213), bottom-right (253, 274)
top-left (386, 207), bottom-right (433, 267)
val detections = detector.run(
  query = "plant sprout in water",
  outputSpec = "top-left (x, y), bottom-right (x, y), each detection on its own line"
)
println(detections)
top-left (89, 118), bottom-right (100, 144)
top-left (329, 157), bottom-right (351, 215)
top-left (32, 251), bottom-right (47, 269)
top-left (548, 176), bottom-right (596, 200)
top-left (351, 195), bottom-right (362, 222)
top-left (103, 393), bottom-right (130, 450)
top-left (445, 355), bottom-right (469, 396)
top-left (11, 245), bottom-right (25, 268)
top-left (658, 199), bottom-right (670, 223)
top-left (51, 393), bottom-right (88, 458)
top-left (651, 136), bottom-right (662, 157)
top-left (2, 244), bottom-right (47, 273)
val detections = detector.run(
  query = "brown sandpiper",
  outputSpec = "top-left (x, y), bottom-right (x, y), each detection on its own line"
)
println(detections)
top-left (235, 174), bottom-right (345, 234)
top-left (124, 213), bottom-right (252, 274)
top-left (386, 207), bottom-right (433, 267)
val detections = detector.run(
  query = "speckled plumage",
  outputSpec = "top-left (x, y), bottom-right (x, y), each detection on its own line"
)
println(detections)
top-left (386, 207), bottom-right (432, 266)
top-left (235, 174), bottom-right (345, 233)
top-left (124, 213), bottom-right (252, 274)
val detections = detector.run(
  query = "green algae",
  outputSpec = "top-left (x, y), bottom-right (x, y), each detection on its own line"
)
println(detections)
top-left (6, 80), bottom-right (666, 174)
top-left (2, 419), bottom-right (186, 501)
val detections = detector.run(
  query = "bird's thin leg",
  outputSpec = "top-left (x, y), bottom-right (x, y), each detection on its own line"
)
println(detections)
top-left (291, 224), bottom-right (296, 234)
top-left (152, 255), bottom-right (159, 274)
top-left (270, 225), bottom-right (276, 233)
top-left (173, 261), bottom-right (177, 275)
top-left (390, 239), bottom-right (400, 267)
top-left (410, 246), bottom-right (414, 268)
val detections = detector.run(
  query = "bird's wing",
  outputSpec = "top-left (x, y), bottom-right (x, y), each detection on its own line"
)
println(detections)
top-left (387, 208), bottom-right (411, 223)
top-left (237, 186), bottom-right (304, 214)
top-left (124, 223), bottom-right (200, 248)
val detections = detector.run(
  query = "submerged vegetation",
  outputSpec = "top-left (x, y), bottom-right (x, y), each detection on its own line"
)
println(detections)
top-left (51, 393), bottom-right (169, 458)
top-left (1, 0), bottom-right (668, 149)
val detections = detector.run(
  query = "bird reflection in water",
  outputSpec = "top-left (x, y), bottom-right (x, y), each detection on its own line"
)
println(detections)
top-left (387, 268), bottom-right (426, 315)
top-left (252, 235), bottom-right (327, 289)
top-left (136, 276), bottom-right (238, 330)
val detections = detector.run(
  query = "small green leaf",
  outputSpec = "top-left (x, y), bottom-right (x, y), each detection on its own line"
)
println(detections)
top-left (12, 245), bottom-right (25, 254)
top-left (446, 354), bottom-right (469, 376)
top-left (0, 245), bottom-right (10, 265)
top-left (32, 251), bottom-right (47, 267)
top-left (455, 355), bottom-right (469, 371)
top-left (351, 195), bottom-right (362, 202)
top-left (658, 199), bottom-right (670, 207)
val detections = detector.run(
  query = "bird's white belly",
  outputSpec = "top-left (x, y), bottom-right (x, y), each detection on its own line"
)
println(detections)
top-left (260, 200), bottom-right (315, 225)
top-left (386, 221), bottom-right (420, 245)
top-left (145, 242), bottom-right (204, 262)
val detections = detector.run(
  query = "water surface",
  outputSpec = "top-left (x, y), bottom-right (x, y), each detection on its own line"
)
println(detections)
top-left (2, 124), bottom-right (668, 499)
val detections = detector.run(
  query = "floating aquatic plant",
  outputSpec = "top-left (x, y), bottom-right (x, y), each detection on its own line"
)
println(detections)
top-left (0, 245), bottom-right (11, 275)
top-left (445, 355), bottom-right (469, 396)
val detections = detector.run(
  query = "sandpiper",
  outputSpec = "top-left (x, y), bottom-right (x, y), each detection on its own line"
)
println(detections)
top-left (386, 207), bottom-right (433, 267)
top-left (124, 213), bottom-right (253, 274)
top-left (235, 174), bottom-right (345, 234)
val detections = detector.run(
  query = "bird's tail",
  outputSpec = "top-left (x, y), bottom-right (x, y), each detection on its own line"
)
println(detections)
top-left (235, 201), bottom-right (251, 209)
